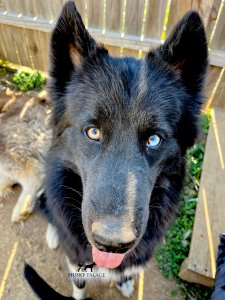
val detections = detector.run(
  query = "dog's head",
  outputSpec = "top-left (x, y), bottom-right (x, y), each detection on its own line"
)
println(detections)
top-left (48, 1), bottom-right (207, 268)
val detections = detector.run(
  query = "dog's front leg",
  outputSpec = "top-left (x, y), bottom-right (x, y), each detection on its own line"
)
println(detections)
top-left (46, 222), bottom-right (59, 249)
top-left (11, 176), bottom-right (42, 222)
top-left (67, 258), bottom-right (87, 300)
top-left (116, 276), bottom-right (135, 298)
top-left (71, 279), bottom-right (86, 300)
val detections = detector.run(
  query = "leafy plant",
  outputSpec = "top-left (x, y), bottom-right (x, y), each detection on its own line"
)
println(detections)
top-left (200, 110), bottom-right (211, 134)
top-left (13, 70), bottom-right (45, 91)
top-left (155, 113), bottom-right (213, 299)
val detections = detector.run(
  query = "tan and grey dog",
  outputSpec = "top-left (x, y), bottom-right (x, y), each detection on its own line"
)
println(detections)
top-left (0, 87), bottom-right (52, 222)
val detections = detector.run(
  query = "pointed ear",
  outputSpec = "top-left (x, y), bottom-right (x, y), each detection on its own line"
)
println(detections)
top-left (49, 1), bottom-right (105, 95)
top-left (150, 11), bottom-right (208, 95)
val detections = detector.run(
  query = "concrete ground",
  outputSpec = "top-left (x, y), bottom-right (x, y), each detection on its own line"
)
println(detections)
top-left (0, 187), bottom-right (182, 300)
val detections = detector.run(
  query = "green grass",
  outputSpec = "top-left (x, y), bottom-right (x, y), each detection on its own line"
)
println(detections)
top-left (155, 112), bottom-right (213, 299)
top-left (13, 70), bottom-right (45, 91)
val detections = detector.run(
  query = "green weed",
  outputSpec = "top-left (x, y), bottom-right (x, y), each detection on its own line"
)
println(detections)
top-left (13, 70), bottom-right (45, 91)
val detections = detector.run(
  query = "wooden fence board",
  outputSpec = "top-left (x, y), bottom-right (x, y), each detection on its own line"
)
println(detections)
top-left (184, 108), bottom-right (225, 286)
top-left (0, 24), bottom-right (20, 65)
top-left (124, 0), bottom-right (145, 37)
top-left (0, 0), bottom-right (7, 12)
top-left (0, 42), bottom-right (7, 61)
top-left (210, 68), bottom-right (225, 108)
top-left (24, 29), bottom-right (49, 70)
top-left (10, 26), bottom-right (32, 68)
top-left (210, 2), bottom-right (225, 50)
top-left (0, 24), bottom-right (7, 60)
top-left (19, 1), bottom-right (38, 18)
top-left (122, 48), bottom-right (139, 58)
top-left (50, 0), bottom-right (65, 20)
top-left (205, 0), bottom-right (222, 40)
top-left (145, 0), bottom-right (167, 39)
top-left (3, 0), bottom-right (17, 13)
top-left (204, 66), bottom-right (222, 109)
top-left (166, 0), bottom-right (218, 38)
top-left (105, 0), bottom-right (123, 33)
top-left (87, 0), bottom-right (104, 29)
top-left (107, 45), bottom-right (121, 57)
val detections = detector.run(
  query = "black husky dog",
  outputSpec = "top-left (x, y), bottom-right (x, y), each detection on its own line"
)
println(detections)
top-left (24, 1), bottom-right (208, 299)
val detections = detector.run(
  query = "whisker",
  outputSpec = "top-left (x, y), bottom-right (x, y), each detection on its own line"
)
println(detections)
top-left (60, 184), bottom-right (83, 198)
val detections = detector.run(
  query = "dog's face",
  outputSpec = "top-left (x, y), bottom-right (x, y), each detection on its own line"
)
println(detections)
top-left (48, 2), bottom-right (207, 267)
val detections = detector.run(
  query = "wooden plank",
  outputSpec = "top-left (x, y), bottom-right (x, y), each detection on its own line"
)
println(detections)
top-left (106, 45), bottom-right (121, 57)
top-left (0, 13), bottom-right (161, 51)
top-left (144, 0), bottom-right (168, 39)
top-left (24, 29), bottom-right (50, 71)
top-left (1, 12), bottom-right (225, 66)
top-left (50, 0), bottom-right (64, 20)
top-left (3, 0), bottom-right (50, 19)
top-left (210, 49), bottom-right (225, 68)
top-left (0, 24), bottom-right (20, 64)
top-left (0, 0), bottom-right (7, 13)
top-left (204, 65), bottom-right (222, 110)
top-left (209, 68), bottom-right (225, 108)
top-left (124, 0), bottom-right (145, 37)
top-left (179, 258), bottom-right (214, 287)
top-left (3, 0), bottom-right (17, 13)
top-left (94, 32), bottom-right (160, 52)
top-left (211, 1), bottom-right (225, 50)
top-left (122, 48), bottom-right (139, 58)
top-left (31, 0), bottom-right (51, 19)
top-left (0, 6), bottom-right (225, 71)
top-left (205, 0), bottom-right (222, 41)
top-left (0, 12), bottom-right (56, 32)
top-left (20, 0), bottom-right (39, 17)
top-left (20, 0), bottom-right (56, 19)
top-left (186, 108), bottom-right (225, 285)
top-left (8, 26), bottom-right (32, 68)
top-left (87, 0), bottom-right (104, 30)
top-left (105, 0), bottom-right (123, 33)
top-left (0, 24), bottom-right (8, 60)
top-left (166, 0), bottom-right (218, 38)
top-left (0, 41), bottom-right (7, 61)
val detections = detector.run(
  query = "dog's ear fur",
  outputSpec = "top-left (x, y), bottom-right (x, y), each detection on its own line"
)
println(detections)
top-left (49, 1), bottom-right (105, 96)
top-left (148, 11), bottom-right (208, 153)
top-left (150, 11), bottom-right (208, 96)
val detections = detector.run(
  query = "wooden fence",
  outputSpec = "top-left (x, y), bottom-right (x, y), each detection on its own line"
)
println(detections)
top-left (0, 0), bottom-right (225, 109)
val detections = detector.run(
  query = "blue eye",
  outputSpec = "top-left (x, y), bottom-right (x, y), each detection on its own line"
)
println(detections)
top-left (146, 135), bottom-right (161, 148)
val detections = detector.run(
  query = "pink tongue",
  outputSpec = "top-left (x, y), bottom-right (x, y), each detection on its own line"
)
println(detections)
top-left (92, 246), bottom-right (125, 269)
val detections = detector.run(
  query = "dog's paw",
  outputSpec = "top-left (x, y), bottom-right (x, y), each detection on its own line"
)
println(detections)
top-left (72, 283), bottom-right (87, 300)
top-left (11, 201), bottom-right (33, 223)
top-left (116, 278), bottom-right (135, 298)
top-left (46, 223), bottom-right (59, 249)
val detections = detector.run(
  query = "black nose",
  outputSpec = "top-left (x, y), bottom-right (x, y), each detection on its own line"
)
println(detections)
top-left (91, 217), bottom-right (137, 253)
top-left (93, 233), bottom-right (135, 254)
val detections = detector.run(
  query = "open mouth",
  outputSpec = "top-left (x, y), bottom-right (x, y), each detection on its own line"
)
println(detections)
top-left (92, 246), bottom-right (125, 269)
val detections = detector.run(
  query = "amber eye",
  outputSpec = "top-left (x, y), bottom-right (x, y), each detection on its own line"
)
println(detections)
top-left (85, 127), bottom-right (101, 141)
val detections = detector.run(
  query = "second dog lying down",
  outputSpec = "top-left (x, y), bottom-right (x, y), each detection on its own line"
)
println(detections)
top-left (0, 89), bottom-right (52, 222)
